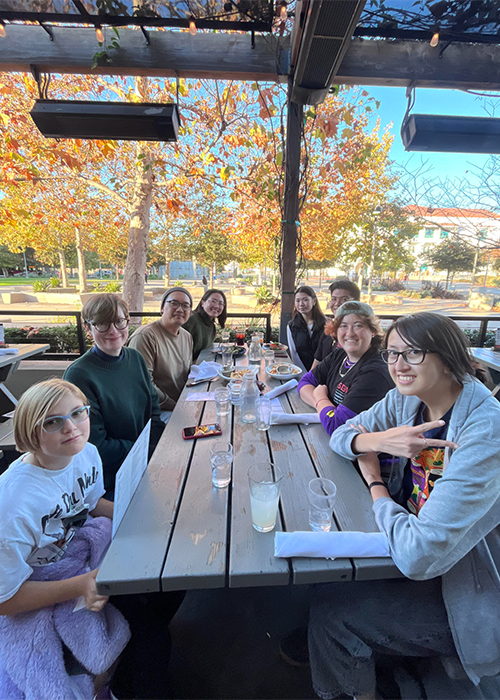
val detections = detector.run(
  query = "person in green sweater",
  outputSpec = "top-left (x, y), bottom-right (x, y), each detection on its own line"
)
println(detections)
top-left (64, 294), bottom-right (164, 495)
top-left (182, 288), bottom-right (228, 360)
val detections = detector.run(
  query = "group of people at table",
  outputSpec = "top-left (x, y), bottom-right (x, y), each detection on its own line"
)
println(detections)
top-left (1, 279), bottom-right (500, 700)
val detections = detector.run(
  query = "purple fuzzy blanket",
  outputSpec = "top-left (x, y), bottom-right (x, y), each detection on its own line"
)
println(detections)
top-left (0, 517), bottom-right (130, 700)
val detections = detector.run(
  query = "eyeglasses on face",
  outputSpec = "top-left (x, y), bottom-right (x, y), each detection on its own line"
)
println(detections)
top-left (380, 348), bottom-right (428, 365)
top-left (40, 405), bottom-right (91, 433)
top-left (164, 300), bottom-right (192, 311)
top-left (90, 318), bottom-right (129, 333)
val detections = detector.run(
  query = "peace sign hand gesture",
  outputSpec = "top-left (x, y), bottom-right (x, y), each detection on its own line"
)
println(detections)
top-left (367, 421), bottom-right (459, 459)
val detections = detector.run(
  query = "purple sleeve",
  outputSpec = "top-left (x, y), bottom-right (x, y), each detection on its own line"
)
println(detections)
top-left (319, 403), bottom-right (357, 436)
top-left (297, 370), bottom-right (318, 393)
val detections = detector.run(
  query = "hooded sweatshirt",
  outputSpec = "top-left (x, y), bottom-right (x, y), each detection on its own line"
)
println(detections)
top-left (330, 378), bottom-right (500, 685)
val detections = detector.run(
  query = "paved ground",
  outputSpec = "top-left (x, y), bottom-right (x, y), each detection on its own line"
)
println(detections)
top-left (167, 586), bottom-right (315, 700)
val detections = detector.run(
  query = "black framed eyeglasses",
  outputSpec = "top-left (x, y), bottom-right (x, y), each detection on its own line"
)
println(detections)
top-left (40, 405), bottom-right (91, 433)
top-left (91, 318), bottom-right (129, 333)
top-left (380, 348), bottom-right (428, 365)
top-left (164, 300), bottom-right (192, 311)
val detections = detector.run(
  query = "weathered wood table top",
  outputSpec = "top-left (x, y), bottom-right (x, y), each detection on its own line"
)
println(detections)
top-left (471, 346), bottom-right (500, 372)
top-left (97, 348), bottom-right (399, 596)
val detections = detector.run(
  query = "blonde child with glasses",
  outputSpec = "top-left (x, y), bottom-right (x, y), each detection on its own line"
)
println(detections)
top-left (0, 378), bottom-right (128, 699)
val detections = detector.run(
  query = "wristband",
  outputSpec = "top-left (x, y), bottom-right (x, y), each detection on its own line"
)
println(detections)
top-left (315, 398), bottom-right (331, 409)
top-left (368, 481), bottom-right (386, 490)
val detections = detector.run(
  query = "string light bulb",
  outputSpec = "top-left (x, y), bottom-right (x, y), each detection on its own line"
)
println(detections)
top-left (280, 1), bottom-right (287, 20)
top-left (95, 26), bottom-right (104, 42)
top-left (430, 31), bottom-right (439, 47)
top-left (0, 23), bottom-right (6, 38)
top-left (189, 18), bottom-right (197, 35)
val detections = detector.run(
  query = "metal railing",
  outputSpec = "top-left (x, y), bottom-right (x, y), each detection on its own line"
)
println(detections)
top-left (0, 310), bottom-right (273, 360)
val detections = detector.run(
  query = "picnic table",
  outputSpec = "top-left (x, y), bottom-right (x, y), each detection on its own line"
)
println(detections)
top-left (97, 348), bottom-right (400, 596)
top-left (0, 343), bottom-right (51, 450)
top-left (471, 347), bottom-right (500, 396)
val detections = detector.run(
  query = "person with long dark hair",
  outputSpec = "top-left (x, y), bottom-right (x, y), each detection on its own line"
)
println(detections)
top-left (308, 312), bottom-right (500, 699)
top-left (182, 288), bottom-right (228, 360)
top-left (287, 286), bottom-right (326, 372)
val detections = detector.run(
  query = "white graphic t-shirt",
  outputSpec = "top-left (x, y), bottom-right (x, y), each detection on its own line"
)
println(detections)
top-left (0, 443), bottom-right (105, 604)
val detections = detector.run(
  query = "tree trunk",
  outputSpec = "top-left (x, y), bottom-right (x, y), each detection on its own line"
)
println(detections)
top-left (319, 268), bottom-right (322, 289)
top-left (468, 245), bottom-right (480, 303)
top-left (123, 77), bottom-right (153, 312)
top-left (164, 235), bottom-right (171, 287)
top-left (74, 227), bottom-right (87, 292)
top-left (58, 248), bottom-right (69, 288)
top-left (115, 264), bottom-right (120, 281)
top-left (209, 263), bottom-right (214, 288)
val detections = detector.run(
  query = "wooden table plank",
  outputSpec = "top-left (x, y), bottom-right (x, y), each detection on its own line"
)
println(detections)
top-left (228, 355), bottom-right (290, 588)
top-left (268, 393), bottom-right (352, 584)
top-left (161, 383), bottom-right (232, 591)
top-left (286, 389), bottom-right (400, 580)
top-left (0, 343), bottom-right (51, 370)
top-left (471, 347), bottom-right (500, 372)
top-left (97, 379), bottom-right (208, 595)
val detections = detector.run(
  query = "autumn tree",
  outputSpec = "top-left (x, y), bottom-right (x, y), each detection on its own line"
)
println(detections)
top-left (426, 237), bottom-right (476, 289)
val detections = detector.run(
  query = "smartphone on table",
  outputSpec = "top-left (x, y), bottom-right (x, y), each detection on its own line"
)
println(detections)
top-left (182, 423), bottom-right (222, 440)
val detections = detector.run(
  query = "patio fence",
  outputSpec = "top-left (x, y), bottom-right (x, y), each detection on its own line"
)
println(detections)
top-left (0, 310), bottom-right (273, 361)
top-left (0, 310), bottom-right (498, 361)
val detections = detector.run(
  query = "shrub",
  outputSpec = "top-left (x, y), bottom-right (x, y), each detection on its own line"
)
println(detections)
top-left (49, 277), bottom-right (61, 288)
top-left (4, 325), bottom-right (92, 353)
top-left (104, 281), bottom-right (121, 293)
top-left (32, 279), bottom-right (51, 292)
top-left (385, 280), bottom-right (405, 292)
top-left (463, 329), bottom-right (495, 348)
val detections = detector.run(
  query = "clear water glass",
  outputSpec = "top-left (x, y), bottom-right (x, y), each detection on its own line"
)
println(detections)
top-left (214, 387), bottom-right (230, 417)
top-left (264, 349), bottom-right (275, 367)
top-left (308, 478), bottom-right (337, 532)
top-left (222, 345), bottom-right (234, 371)
top-left (248, 462), bottom-right (283, 532)
top-left (228, 379), bottom-right (243, 405)
top-left (210, 442), bottom-right (233, 488)
top-left (256, 396), bottom-right (272, 431)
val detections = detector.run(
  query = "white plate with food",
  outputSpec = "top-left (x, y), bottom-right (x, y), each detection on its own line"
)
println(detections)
top-left (262, 342), bottom-right (288, 353)
top-left (265, 363), bottom-right (302, 379)
top-left (217, 366), bottom-right (259, 381)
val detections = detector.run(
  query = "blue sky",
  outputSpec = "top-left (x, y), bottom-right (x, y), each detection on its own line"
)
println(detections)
top-left (361, 85), bottom-right (493, 182)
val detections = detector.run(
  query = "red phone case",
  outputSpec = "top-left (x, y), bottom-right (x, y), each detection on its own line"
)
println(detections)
top-left (182, 423), bottom-right (222, 440)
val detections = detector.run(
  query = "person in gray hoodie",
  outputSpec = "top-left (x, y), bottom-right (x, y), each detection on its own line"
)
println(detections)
top-left (309, 312), bottom-right (500, 699)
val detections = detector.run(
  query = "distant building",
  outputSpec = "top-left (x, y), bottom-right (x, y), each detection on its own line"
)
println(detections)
top-left (405, 206), bottom-right (500, 264)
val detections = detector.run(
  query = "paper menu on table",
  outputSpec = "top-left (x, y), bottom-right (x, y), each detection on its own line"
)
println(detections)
top-left (112, 420), bottom-right (151, 538)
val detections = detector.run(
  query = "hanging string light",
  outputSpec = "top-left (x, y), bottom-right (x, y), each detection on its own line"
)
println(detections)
top-left (430, 30), bottom-right (439, 47)
top-left (0, 22), bottom-right (6, 38)
top-left (95, 25), bottom-right (104, 42)
top-left (189, 17), bottom-right (197, 35)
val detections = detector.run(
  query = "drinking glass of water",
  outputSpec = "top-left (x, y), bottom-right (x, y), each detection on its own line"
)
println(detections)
top-left (214, 387), bottom-right (230, 417)
top-left (308, 478), bottom-right (337, 532)
top-left (210, 442), bottom-right (233, 489)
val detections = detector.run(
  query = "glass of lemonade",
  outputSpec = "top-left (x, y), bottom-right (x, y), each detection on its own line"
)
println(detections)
top-left (247, 462), bottom-right (283, 533)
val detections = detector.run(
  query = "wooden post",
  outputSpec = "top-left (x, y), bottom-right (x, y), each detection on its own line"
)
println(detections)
top-left (279, 82), bottom-right (303, 343)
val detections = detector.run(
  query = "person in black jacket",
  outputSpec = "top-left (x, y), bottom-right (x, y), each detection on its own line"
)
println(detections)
top-left (312, 279), bottom-right (361, 369)
top-left (287, 286), bottom-right (326, 372)
top-left (298, 300), bottom-right (394, 436)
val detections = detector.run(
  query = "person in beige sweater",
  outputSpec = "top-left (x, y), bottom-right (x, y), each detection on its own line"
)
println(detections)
top-left (128, 287), bottom-right (194, 412)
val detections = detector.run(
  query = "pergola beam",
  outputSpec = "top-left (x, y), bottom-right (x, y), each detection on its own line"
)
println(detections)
top-left (1, 25), bottom-right (500, 91)
top-left (0, 26), bottom-right (289, 82)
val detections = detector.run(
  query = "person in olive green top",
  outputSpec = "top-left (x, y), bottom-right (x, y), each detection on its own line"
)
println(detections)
top-left (182, 289), bottom-right (228, 360)
top-left (64, 294), bottom-right (164, 493)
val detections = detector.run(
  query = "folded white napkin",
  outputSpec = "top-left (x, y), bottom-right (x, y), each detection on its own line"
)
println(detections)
top-left (0, 348), bottom-right (18, 355)
top-left (274, 531), bottom-right (390, 559)
top-left (271, 413), bottom-right (321, 425)
top-left (188, 361), bottom-right (220, 381)
top-left (186, 391), bottom-right (215, 402)
top-left (265, 379), bottom-right (298, 400)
